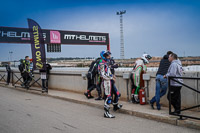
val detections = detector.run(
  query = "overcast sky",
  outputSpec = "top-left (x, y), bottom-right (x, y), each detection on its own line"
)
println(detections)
top-left (0, 0), bottom-right (200, 61)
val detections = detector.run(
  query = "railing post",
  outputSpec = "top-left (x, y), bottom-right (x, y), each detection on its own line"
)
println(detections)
top-left (168, 76), bottom-right (172, 115)
top-left (12, 71), bottom-right (14, 86)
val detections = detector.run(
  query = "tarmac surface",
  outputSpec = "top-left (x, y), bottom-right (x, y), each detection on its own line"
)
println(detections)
top-left (0, 86), bottom-right (199, 133)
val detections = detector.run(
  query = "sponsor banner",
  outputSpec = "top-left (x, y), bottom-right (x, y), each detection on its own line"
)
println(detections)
top-left (0, 26), bottom-right (109, 45)
top-left (28, 19), bottom-right (46, 70)
top-left (50, 31), bottom-right (61, 43)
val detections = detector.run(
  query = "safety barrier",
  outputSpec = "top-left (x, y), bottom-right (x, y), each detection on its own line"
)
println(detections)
top-left (0, 72), bottom-right (6, 83)
top-left (0, 70), bottom-right (43, 92)
top-left (1, 68), bottom-right (200, 108)
top-left (168, 76), bottom-right (200, 120)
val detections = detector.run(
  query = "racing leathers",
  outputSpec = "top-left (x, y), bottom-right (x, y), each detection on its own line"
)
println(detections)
top-left (131, 59), bottom-right (147, 103)
top-left (99, 59), bottom-right (122, 118)
top-left (109, 58), bottom-right (122, 111)
top-left (99, 59), bottom-right (114, 118)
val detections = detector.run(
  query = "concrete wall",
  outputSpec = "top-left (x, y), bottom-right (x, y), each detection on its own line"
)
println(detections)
top-left (0, 68), bottom-right (199, 108)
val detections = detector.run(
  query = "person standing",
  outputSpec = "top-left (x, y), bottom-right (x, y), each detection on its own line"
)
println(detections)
top-left (99, 51), bottom-right (122, 118)
top-left (84, 54), bottom-right (102, 100)
top-left (109, 57), bottom-right (122, 111)
top-left (150, 51), bottom-right (173, 110)
top-left (5, 62), bottom-right (11, 85)
top-left (130, 54), bottom-right (152, 103)
top-left (99, 51), bottom-right (114, 118)
top-left (164, 53), bottom-right (183, 114)
top-left (21, 56), bottom-right (31, 89)
top-left (40, 63), bottom-right (52, 93)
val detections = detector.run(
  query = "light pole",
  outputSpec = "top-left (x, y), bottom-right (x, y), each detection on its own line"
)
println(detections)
top-left (117, 10), bottom-right (126, 59)
top-left (9, 51), bottom-right (13, 62)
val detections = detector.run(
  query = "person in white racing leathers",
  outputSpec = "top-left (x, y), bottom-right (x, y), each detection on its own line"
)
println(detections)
top-left (130, 54), bottom-right (152, 103)
top-left (99, 51), bottom-right (122, 118)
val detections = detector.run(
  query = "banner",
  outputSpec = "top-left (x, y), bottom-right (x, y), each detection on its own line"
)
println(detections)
top-left (27, 19), bottom-right (46, 70)
top-left (0, 26), bottom-right (109, 45)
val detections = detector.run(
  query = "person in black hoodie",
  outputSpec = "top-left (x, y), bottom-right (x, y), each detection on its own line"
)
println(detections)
top-left (5, 62), bottom-right (11, 85)
top-left (40, 63), bottom-right (52, 93)
top-left (150, 51), bottom-right (173, 110)
top-left (84, 57), bottom-right (102, 100)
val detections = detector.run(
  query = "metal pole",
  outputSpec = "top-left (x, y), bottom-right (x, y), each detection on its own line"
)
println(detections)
top-left (146, 81), bottom-right (149, 103)
top-left (126, 79), bottom-right (129, 101)
top-left (117, 10), bottom-right (126, 59)
top-left (168, 77), bottom-right (172, 115)
top-left (9, 51), bottom-right (13, 62)
top-left (12, 71), bottom-right (14, 86)
top-left (120, 14), bottom-right (124, 59)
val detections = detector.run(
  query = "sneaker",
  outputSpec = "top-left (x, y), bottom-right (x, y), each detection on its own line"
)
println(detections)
top-left (21, 83), bottom-right (25, 87)
top-left (113, 104), bottom-right (123, 111)
top-left (157, 106), bottom-right (161, 110)
top-left (26, 85), bottom-right (30, 89)
top-left (104, 111), bottom-right (115, 118)
top-left (95, 97), bottom-right (103, 100)
top-left (150, 102), bottom-right (154, 109)
top-left (174, 109), bottom-right (181, 114)
top-left (42, 89), bottom-right (47, 93)
top-left (157, 108), bottom-right (161, 111)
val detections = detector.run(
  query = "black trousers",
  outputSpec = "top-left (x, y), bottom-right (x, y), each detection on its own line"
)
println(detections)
top-left (87, 77), bottom-right (102, 97)
top-left (87, 78), bottom-right (96, 92)
top-left (42, 75), bottom-right (49, 91)
top-left (111, 80), bottom-right (120, 104)
top-left (167, 86), bottom-right (182, 112)
top-left (7, 71), bottom-right (11, 84)
top-left (22, 72), bottom-right (32, 86)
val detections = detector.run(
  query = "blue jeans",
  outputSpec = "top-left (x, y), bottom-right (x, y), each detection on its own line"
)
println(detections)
top-left (150, 74), bottom-right (168, 109)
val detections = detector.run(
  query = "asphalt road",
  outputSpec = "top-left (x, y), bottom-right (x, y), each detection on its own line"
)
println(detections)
top-left (0, 86), bottom-right (199, 133)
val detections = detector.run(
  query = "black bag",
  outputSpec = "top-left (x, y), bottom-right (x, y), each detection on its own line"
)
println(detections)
top-left (18, 63), bottom-right (24, 73)
top-left (87, 58), bottom-right (101, 79)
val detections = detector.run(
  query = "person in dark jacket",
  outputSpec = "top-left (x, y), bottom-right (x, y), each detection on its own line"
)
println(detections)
top-left (21, 56), bottom-right (32, 89)
top-left (5, 62), bottom-right (11, 85)
top-left (40, 63), bottom-right (52, 93)
top-left (84, 56), bottom-right (103, 100)
top-left (150, 51), bottom-right (173, 110)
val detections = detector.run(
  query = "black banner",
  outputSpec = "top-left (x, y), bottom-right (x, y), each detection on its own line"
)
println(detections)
top-left (28, 19), bottom-right (46, 70)
top-left (0, 26), bottom-right (109, 45)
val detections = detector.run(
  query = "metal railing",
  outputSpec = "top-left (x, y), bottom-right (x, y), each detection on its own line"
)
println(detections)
top-left (12, 71), bottom-right (43, 92)
top-left (168, 76), bottom-right (200, 120)
top-left (0, 70), bottom-right (43, 92)
top-left (0, 72), bottom-right (6, 83)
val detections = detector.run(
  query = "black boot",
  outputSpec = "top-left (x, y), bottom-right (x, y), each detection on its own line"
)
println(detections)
top-left (84, 92), bottom-right (94, 99)
top-left (131, 94), bottom-right (136, 103)
top-left (84, 92), bottom-right (89, 99)
top-left (95, 96), bottom-right (103, 100)
top-left (113, 103), bottom-right (123, 111)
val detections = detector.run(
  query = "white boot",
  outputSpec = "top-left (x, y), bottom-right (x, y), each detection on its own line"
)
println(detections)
top-left (104, 111), bottom-right (115, 118)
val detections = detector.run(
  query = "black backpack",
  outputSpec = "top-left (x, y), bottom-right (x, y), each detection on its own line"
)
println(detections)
top-left (87, 58), bottom-right (101, 79)
top-left (18, 60), bottom-right (25, 73)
